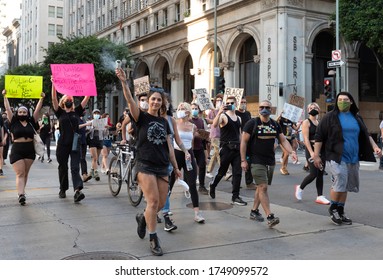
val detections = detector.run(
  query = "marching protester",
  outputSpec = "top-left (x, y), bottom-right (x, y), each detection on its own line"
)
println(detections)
top-left (51, 82), bottom-right (90, 202)
top-left (79, 112), bottom-right (92, 182)
top-left (209, 95), bottom-right (247, 206)
top-left (313, 92), bottom-right (381, 225)
top-left (101, 112), bottom-right (114, 174)
top-left (295, 103), bottom-right (330, 204)
top-left (38, 113), bottom-right (53, 163)
top-left (86, 108), bottom-right (104, 181)
top-left (116, 68), bottom-right (181, 256)
top-left (2, 89), bottom-right (45, 205)
top-left (1, 112), bottom-right (10, 167)
top-left (240, 100), bottom-right (296, 227)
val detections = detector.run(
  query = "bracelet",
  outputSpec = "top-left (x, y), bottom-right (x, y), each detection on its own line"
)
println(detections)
top-left (241, 160), bottom-right (247, 162)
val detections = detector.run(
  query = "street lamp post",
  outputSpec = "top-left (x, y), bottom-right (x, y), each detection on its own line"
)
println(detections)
top-left (213, 0), bottom-right (217, 96)
top-left (335, 0), bottom-right (340, 94)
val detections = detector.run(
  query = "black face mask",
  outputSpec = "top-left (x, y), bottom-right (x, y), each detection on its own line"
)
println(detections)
top-left (308, 109), bottom-right (319, 116)
top-left (64, 101), bottom-right (73, 108)
top-left (17, 115), bottom-right (28, 121)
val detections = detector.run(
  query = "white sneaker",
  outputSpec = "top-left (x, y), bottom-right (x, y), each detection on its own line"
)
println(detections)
top-left (315, 195), bottom-right (330, 205)
top-left (206, 172), bottom-right (213, 178)
top-left (194, 212), bottom-right (205, 223)
top-left (293, 160), bottom-right (301, 165)
top-left (295, 185), bottom-right (303, 200)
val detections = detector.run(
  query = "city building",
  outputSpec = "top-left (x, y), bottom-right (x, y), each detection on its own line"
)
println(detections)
top-left (20, 0), bottom-right (64, 65)
top-left (0, 0), bottom-right (22, 74)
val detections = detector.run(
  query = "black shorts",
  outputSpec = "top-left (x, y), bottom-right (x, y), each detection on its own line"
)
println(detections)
top-left (88, 137), bottom-right (103, 149)
top-left (135, 161), bottom-right (168, 179)
top-left (10, 142), bottom-right (36, 164)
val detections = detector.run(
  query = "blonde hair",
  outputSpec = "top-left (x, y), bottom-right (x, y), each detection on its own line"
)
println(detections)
top-left (307, 102), bottom-right (320, 111)
top-left (177, 102), bottom-right (192, 120)
top-left (58, 95), bottom-right (75, 110)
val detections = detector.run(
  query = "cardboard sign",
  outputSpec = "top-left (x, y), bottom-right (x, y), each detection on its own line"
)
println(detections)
top-left (5, 75), bottom-right (43, 99)
top-left (282, 103), bottom-right (303, 123)
top-left (134, 76), bottom-right (150, 96)
top-left (92, 118), bottom-right (108, 130)
top-left (288, 93), bottom-right (305, 109)
top-left (223, 87), bottom-right (244, 109)
top-left (50, 64), bottom-right (97, 96)
top-left (192, 88), bottom-right (214, 110)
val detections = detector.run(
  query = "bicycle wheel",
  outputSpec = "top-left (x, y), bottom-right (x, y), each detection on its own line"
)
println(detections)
top-left (108, 156), bottom-right (122, 196)
top-left (126, 162), bottom-right (143, 206)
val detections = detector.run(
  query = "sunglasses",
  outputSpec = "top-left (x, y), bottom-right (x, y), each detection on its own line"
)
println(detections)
top-left (259, 106), bottom-right (271, 110)
top-left (226, 102), bottom-right (235, 105)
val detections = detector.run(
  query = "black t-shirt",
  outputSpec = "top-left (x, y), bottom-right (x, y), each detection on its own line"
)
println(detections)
top-left (133, 110), bottom-right (171, 167)
top-left (39, 120), bottom-right (52, 139)
top-left (55, 105), bottom-right (84, 146)
top-left (243, 117), bottom-right (282, 165)
top-left (10, 115), bottom-right (38, 140)
top-left (278, 117), bottom-right (295, 139)
top-left (235, 110), bottom-right (251, 129)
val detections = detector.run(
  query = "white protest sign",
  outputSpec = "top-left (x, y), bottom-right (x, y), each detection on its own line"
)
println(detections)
top-left (133, 75), bottom-right (150, 96)
top-left (223, 87), bottom-right (244, 109)
top-left (192, 88), bottom-right (214, 110)
top-left (282, 103), bottom-right (303, 123)
top-left (92, 118), bottom-right (108, 130)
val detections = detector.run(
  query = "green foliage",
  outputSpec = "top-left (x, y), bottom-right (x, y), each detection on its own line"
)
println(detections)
top-left (339, 0), bottom-right (383, 66)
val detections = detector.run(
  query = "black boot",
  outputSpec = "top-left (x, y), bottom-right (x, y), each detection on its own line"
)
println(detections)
top-left (149, 234), bottom-right (163, 256)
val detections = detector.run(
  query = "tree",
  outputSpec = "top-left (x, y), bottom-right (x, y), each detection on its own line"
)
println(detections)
top-left (339, 0), bottom-right (383, 68)
top-left (42, 35), bottom-right (132, 110)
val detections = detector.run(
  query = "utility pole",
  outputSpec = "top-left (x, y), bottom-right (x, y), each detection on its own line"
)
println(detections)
top-left (213, 0), bottom-right (217, 96)
top-left (336, 0), bottom-right (340, 94)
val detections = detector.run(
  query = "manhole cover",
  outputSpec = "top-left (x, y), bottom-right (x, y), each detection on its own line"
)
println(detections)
top-left (62, 251), bottom-right (139, 260)
top-left (186, 201), bottom-right (233, 211)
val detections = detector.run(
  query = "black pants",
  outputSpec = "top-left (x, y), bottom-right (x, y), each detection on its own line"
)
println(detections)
top-left (56, 144), bottom-right (83, 191)
top-left (210, 145), bottom-right (242, 200)
top-left (193, 148), bottom-right (206, 188)
top-left (169, 149), bottom-right (199, 208)
top-left (80, 143), bottom-right (88, 175)
top-left (299, 147), bottom-right (324, 196)
top-left (41, 134), bottom-right (51, 159)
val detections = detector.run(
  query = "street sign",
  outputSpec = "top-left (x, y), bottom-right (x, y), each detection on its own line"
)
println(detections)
top-left (332, 50), bottom-right (342, 61)
top-left (327, 60), bottom-right (344, 68)
top-left (214, 67), bottom-right (220, 77)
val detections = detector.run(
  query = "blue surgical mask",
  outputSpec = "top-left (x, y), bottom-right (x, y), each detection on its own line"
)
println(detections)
top-left (93, 114), bottom-right (100, 120)
top-left (191, 109), bottom-right (199, 117)
top-left (259, 108), bottom-right (271, 116)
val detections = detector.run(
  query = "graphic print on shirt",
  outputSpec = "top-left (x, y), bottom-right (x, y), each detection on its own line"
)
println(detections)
top-left (147, 121), bottom-right (167, 145)
top-left (257, 122), bottom-right (278, 140)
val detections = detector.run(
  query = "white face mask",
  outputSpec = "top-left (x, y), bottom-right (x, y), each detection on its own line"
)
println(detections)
top-left (93, 114), bottom-right (100, 120)
top-left (176, 110), bottom-right (186, 119)
top-left (216, 101), bottom-right (222, 109)
top-left (140, 101), bottom-right (149, 110)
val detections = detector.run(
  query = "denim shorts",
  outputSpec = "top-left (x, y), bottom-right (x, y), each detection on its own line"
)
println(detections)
top-left (135, 161), bottom-right (169, 179)
top-left (250, 164), bottom-right (275, 185)
top-left (326, 160), bottom-right (360, 193)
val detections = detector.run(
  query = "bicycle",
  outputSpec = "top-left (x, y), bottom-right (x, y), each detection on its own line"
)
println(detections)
top-left (108, 142), bottom-right (143, 207)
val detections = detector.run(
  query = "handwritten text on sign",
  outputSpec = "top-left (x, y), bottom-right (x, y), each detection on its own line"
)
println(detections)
top-left (223, 88), bottom-right (244, 110)
top-left (5, 75), bottom-right (43, 99)
top-left (192, 88), bottom-right (214, 110)
top-left (50, 64), bottom-right (97, 96)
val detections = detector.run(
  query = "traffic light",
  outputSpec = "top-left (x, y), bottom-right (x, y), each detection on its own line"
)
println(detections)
top-left (217, 77), bottom-right (225, 93)
top-left (324, 77), bottom-right (334, 98)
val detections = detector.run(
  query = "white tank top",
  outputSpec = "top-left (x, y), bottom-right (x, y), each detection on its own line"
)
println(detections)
top-left (174, 130), bottom-right (193, 150)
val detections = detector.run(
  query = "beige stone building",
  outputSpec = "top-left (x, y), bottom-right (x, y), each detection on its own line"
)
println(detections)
top-left (66, 0), bottom-right (383, 136)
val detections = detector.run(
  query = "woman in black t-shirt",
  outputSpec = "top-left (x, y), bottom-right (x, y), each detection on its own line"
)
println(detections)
top-left (51, 83), bottom-right (90, 203)
top-left (2, 89), bottom-right (44, 205)
top-left (116, 68), bottom-right (181, 256)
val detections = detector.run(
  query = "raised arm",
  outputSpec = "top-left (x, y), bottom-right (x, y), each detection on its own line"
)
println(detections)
top-left (51, 82), bottom-right (59, 111)
top-left (116, 68), bottom-right (139, 122)
top-left (1, 90), bottom-right (13, 122)
top-left (33, 92), bottom-right (45, 122)
top-left (81, 96), bottom-right (90, 109)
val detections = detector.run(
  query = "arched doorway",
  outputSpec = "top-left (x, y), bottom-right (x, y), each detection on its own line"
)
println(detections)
top-left (183, 55), bottom-right (194, 102)
top-left (239, 37), bottom-right (259, 99)
top-left (311, 31), bottom-right (335, 102)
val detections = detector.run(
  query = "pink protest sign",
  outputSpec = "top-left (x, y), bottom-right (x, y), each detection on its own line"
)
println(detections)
top-left (50, 64), bottom-right (97, 96)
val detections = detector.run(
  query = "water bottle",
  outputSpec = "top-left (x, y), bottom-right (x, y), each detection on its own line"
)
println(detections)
top-left (186, 158), bottom-right (193, 171)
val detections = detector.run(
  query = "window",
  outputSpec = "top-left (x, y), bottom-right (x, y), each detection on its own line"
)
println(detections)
top-left (154, 12), bottom-right (159, 30)
top-left (143, 18), bottom-right (148, 34)
top-left (57, 7), bottom-right (63, 18)
top-left (48, 6), bottom-right (55, 17)
top-left (48, 24), bottom-right (55, 36)
top-left (202, 0), bottom-right (207, 12)
top-left (175, 3), bottom-right (180, 22)
top-left (239, 37), bottom-right (259, 97)
top-left (163, 9), bottom-right (168, 26)
top-left (56, 25), bottom-right (63, 36)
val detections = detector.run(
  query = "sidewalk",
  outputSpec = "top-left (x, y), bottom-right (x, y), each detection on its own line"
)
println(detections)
top-left (0, 146), bottom-right (383, 260)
